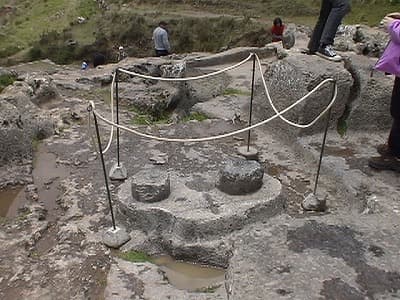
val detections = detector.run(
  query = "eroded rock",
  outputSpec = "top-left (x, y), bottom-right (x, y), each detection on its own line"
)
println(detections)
top-left (216, 159), bottom-right (264, 195)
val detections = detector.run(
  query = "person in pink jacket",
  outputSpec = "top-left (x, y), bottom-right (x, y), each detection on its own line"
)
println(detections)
top-left (369, 13), bottom-right (400, 172)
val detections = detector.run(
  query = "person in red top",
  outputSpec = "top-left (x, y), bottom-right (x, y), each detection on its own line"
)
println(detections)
top-left (271, 17), bottom-right (285, 42)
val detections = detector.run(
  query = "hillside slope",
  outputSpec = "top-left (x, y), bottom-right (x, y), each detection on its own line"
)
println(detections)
top-left (0, 0), bottom-right (399, 64)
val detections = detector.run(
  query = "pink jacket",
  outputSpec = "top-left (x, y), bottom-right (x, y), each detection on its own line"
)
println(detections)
top-left (374, 19), bottom-right (400, 77)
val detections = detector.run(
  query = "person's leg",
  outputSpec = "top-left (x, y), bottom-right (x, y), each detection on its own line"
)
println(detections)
top-left (388, 77), bottom-right (400, 157)
top-left (307, 0), bottom-right (332, 53)
top-left (369, 77), bottom-right (400, 172)
top-left (319, 0), bottom-right (350, 47)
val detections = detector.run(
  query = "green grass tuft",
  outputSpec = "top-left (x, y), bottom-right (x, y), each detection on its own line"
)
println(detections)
top-left (182, 112), bottom-right (208, 122)
top-left (0, 74), bottom-right (16, 92)
top-left (118, 251), bottom-right (153, 263)
top-left (194, 284), bottom-right (221, 293)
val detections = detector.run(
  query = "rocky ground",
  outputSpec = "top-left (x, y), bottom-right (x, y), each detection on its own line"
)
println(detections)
top-left (0, 27), bottom-right (399, 300)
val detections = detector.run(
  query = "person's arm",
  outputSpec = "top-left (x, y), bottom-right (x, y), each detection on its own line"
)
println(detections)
top-left (162, 31), bottom-right (171, 52)
top-left (389, 19), bottom-right (400, 45)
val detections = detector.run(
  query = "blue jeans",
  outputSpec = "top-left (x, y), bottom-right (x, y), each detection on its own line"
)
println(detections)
top-left (308, 0), bottom-right (351, 53)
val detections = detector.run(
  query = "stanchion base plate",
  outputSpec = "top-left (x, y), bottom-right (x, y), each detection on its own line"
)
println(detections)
top-left (102, 226), bottom-right (131, 249)
top-left (109, 162), bottom-right (128, 180)
top-left (237, 146), bottom-right (259, 161)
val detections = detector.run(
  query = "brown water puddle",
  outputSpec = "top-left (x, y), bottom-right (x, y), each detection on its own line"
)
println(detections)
top-left (32, 144), bottom-right (70, 221)
top-left (152, 255), bottom-right (225, 292)
top-left (0, 186), bottom-right (25, 217)
top-left (0, 143), bottom-right (70, 220)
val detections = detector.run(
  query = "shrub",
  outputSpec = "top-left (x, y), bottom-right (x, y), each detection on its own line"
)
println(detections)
top-left (0, 74), bottom-right (16, 92)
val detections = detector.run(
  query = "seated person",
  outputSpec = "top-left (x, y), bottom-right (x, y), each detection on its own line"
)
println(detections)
top-left (271, 17), bottom-right (285, 42)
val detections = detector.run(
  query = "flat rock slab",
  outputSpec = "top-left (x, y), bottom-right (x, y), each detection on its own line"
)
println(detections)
top-left (117, 171), bottom-right (284, 241)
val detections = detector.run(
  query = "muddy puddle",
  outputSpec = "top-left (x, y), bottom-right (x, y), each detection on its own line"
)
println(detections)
top-left (152, 255), bottom-right (225, 292)
top-left (0, 143), bottom-right (70, 220)
top-left (32, 144), bottom-right (70, 221)
top-left (0, 186), bottom-right (25, 217)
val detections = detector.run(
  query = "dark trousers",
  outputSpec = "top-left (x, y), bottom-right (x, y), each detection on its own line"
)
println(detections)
top-left (155, 49), bottom-right (169, 57)
top-left (389, 77), bottom-right (400, 157)
top-left (308, 0), bottom-right (351, 53)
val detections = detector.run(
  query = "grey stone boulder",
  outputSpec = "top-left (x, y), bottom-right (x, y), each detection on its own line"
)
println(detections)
top-left (119, 80), bottom-right (190, 118)
top-left (217, 159), bottom-right (264, 195)
top-left (102, 227), bottom-right (131, 249)
top-left (24, 74), bottom-right (60, 106)
top-left (301, 193), bottom-right (327, 212)
top-left (0, 83), bottom-right (54, 163)
top-left (131, 169), bottom-right (170, 203)
top-left (344, 53), bottom-right (394, 131)
top-left (253, 52), bottom-right (353, 137)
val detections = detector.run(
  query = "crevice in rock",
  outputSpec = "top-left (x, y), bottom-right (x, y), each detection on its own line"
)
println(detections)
top-left (338, 57), bottom-right (362, 135)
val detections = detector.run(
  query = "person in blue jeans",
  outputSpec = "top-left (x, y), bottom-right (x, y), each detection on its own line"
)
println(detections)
top-left (307, 0), bottom-right (351, 61)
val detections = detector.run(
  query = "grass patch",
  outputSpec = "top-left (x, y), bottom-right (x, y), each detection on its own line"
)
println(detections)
top-left (0, 74), bottom-right (16, 92)
top-left (118, 250), bottom-right (153, 263)
top-left (182, 112), bottom-right (208, 122)
top-left (194, 284), bottom-right (221, 293)
top-left (129, 106), bottom-right (172, 125)
top-left (223, 88), bottom-right (251, 96)
top-left (337, 119), bottom-right (348, 137)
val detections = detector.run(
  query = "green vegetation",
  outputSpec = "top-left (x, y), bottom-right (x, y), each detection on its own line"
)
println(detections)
top-left (223, 88), bottom-right (251, 96)
top-left (194, 284), bottom-right (221, 293)
top-left (0, 0), bottom-right (399, 64)
top-left (117, 250), bottom-right (153, 263)
top-left (182, 112), bottom-right (208, 122)
top-left (337, 119), bottom-right (348, 137)
top-left (0, 74), bottom-right (16, 92)
top-left (129, 105), bottom-right (172, 125)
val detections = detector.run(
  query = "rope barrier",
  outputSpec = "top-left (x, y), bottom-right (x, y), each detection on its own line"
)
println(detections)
top-left (89, 53), bottom-right (337, 144)
top-left (117, 53), bottom-right (254, 81)
top-left (255, 55), bottom-right (337, 128)
top-left (88, 72), bottom-right (116, 155)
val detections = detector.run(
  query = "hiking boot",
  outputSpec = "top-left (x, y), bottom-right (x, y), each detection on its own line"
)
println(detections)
top-left (316, 45), bottom-right (342, 62)
top-left (377, 144), bottom-right (395, 157)
top-left (368, 155), bottom-right (400, 173)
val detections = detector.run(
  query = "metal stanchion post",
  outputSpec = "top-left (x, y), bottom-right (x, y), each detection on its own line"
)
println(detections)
top-left (109, 68), bottom-right (128, 180)
top-left (302, 80), bottom-right (336, 212)
top-left (247, 53), bottom-right (256, 151)
top-left (116, 68), bottom-right (120, 167)
top-left (92, 110), bottom-right (116, 230)
top-left (313, 107), bottom-right (332, 195)
top-left (238, 53), bottom-right (259, 160)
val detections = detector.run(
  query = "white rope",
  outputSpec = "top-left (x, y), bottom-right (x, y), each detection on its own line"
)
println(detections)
top-left (88, 53), bottom-right (337, 144)
top-left (89, 74), bottom-right (336, 143)
top-left (118, 53), bottom-right (254, 81)
top-left (255, 55), bottom-right (337, 128)
top-left (87, 72), bottom-right (115, 155)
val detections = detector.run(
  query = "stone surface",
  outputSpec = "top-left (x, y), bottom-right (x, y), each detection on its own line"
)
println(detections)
top-left (253, 52), bottom-right (353, 137)
top-left (237, 145), bottom-right (259, 160)
top-left (301, 193), bottom-right (327, 212)
top-left (131, 169), bottom-right (170, 203)
top-left (344, 53), bottom-right (394, 131)
top-left (102, 226), bottom-right (131, 249)
top-left (109, 162), bottom-right (128, 180)
top-left (186, 46), bottom-right (277, 68)
top-left (118, 170), bottom-right (283, 242)
top-left (217, 159), bottom-right (263, 195)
